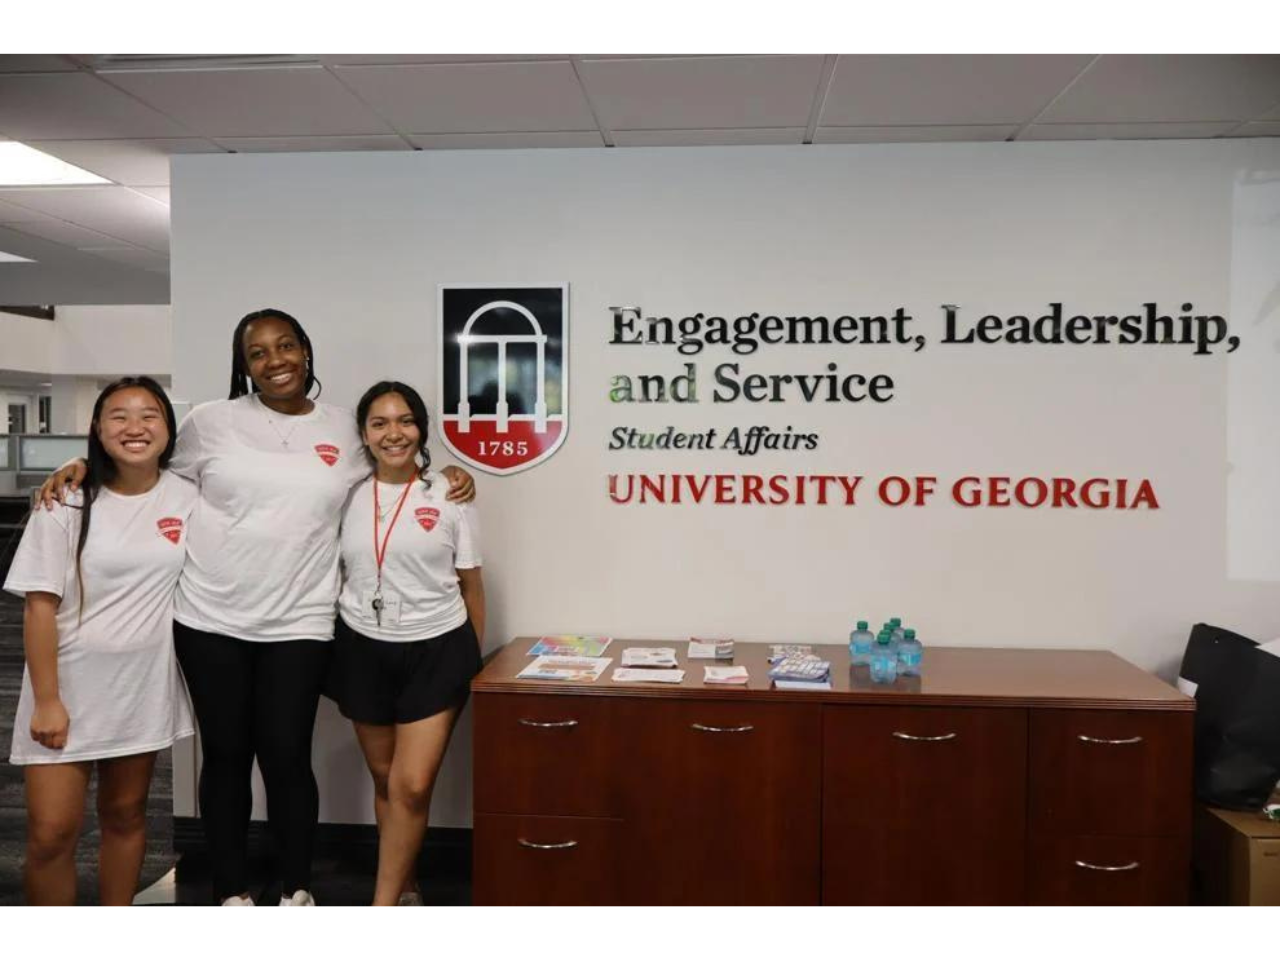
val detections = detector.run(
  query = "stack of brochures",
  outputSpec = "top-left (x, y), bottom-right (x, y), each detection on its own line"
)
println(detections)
top-left (517, 655), bottom-right (611, 682)
top-left (528, 636), bottom-right (612, 657)
top-left (703, 665), bottom-right (749, 685)
top-left (612, 667), bottom-right (686, 683)
top-left (688, 638), bottom-right (735, 660)
top-left (767, 644), bottom-right (815, 664)
top-left (621, 647), bottom-right (679, 668)
top-left (768, 654), bottom-right (832, 691)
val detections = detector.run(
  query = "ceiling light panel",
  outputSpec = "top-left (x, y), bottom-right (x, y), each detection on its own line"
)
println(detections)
top-left (0, 249), bottom-right (36, 262)
top-left (0, 142), bottom-right (111, 185)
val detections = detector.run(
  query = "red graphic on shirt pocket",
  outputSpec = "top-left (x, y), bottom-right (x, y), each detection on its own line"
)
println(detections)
top-left (415, 507), bottom-right (440, 532)
top-left (314, 444), bottom-right (340, 466)
top-left (157, 517), bottom-right (183, 545)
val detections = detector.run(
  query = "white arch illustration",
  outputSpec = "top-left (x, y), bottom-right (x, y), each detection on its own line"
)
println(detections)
top-left (455, 299), bottom-right (548, 434)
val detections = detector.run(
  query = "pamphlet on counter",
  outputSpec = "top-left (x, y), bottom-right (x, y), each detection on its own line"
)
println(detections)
top-left (517, 655), bottom-right (611, 682)
top-left (528, 636), bottom-right (613, 657)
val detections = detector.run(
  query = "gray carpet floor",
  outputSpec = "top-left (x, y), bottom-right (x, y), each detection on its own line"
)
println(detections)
top-left (0, 590), bottom-right (177, 906)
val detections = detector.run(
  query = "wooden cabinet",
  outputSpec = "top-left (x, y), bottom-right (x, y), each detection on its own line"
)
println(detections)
top-left (472, 642), bottom-right (1193, 905)
top-left (823, 705), bottom-right (1027, 904)
top-left (617, 699), bottom-right (821, 905)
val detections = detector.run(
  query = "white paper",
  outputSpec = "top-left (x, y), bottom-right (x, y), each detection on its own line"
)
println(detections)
top-left (621, 647), bottom-right (679, 667)
top-left (1175, 676), bottom-right (1199, 697)
top-left (703, 666), bottom-right (749, 685)
top-left (611, 668), bottom-right (685, 684)
top-left (516, 655), bottom-right (612, 682)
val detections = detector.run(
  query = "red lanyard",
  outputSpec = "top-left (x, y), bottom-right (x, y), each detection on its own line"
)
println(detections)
top-left (373, 480), bottom-right (414, 590)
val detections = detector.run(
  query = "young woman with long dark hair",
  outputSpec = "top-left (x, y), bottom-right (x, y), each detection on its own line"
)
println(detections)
top-left (331, 381), bottom-right (483, 906)
top-left (8, 377), bottom-right (195, 905)
top-left (39, 309), bottom-right (476, 906)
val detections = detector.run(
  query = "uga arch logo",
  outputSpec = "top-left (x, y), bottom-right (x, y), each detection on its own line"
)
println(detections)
top-left (437, 284), bottom-right (568, 475)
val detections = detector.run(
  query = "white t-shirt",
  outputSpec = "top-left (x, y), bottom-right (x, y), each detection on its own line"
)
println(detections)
top-left (4, 471), bottom-right (197, 765)
top-left (170, 394), bottom-right (368, 641)
top-left (338, 473), bottom-right (482, 642)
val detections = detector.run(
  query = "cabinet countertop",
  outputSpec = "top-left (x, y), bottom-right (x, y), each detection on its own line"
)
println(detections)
top-left (473, 639), bottom-right (1193, 711)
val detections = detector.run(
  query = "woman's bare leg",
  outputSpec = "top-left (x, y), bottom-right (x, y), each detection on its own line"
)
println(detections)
top-left (371, 709), bottom-right (458, 906)
top-left (95, 751), bottom-right (158, 905)
top-left (24, 762), bottom-right (91, 905)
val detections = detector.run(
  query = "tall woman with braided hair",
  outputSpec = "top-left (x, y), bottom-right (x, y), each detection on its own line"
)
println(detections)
top-left (8, 377), bottom-right (195, 904)
top-left (39, 308), bottom-right (476, 905)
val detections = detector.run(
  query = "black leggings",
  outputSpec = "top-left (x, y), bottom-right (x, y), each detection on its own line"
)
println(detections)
top-left (174, 622), bottom-right (333, 902)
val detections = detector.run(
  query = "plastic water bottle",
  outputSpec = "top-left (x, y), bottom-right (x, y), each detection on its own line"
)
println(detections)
top-left (898, 628), bottom-right (923, 677)
top-left (870, 634), bottom-right (899, 684)
top-left (889, 617), bottom-right (905, 643)
top-left (849, 621), bottom-right (875, 666)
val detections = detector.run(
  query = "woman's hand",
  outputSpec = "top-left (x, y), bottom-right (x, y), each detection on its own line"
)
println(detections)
top-left (37, 459), bottom-right (88, 511)
top-left (442, 465), bottom-right (476, 504)
top-left (30, 698), bottom-right (70, 750)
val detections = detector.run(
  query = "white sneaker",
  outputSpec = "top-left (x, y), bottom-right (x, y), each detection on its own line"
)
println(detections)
top-left (397, 891), bottom-right (423, 906)
top-left (221, 894), bottom-right (255, 906)
top-left (280, 889), bottom-right (316, 906)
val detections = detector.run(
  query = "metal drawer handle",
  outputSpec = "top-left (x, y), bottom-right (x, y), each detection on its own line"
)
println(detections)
top-left (691, 723), bottom-right (754, 734)
top-left (892, 731), bottom-right (957, 742)
top-left (1074, 859), bottom-right (1140, 872)
top-left (518, 719), bottom-right (579, 728)
top-left (1077, 735), bottom-right (1143, 745)
top-left (517, 839), bottom-right (579, 851)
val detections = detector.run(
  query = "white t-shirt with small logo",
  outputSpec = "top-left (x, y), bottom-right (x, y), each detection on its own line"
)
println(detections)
top-left (338, 473), bottom-right (482, 642)
top-left (170, 394), bottom-right (369, 641)
top-left (4, 471), bottom-right (197, 765)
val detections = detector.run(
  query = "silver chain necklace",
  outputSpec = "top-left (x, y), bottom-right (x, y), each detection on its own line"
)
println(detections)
top-left (259, 398), bottom-right (304, 448)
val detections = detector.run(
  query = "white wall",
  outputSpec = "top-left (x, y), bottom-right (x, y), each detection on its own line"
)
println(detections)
top-left (171, 140), bottom-right (1280, 826)
top-left (50, 305), bottom-right (171, 378)
top-left (0, 309), bottom-right (55, 372)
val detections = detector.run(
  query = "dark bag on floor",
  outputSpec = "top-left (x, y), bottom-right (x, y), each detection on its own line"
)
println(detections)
top-left (1179, 623), bottom-right (1280, 810)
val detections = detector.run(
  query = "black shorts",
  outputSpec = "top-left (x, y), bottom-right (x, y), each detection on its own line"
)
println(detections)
top-left (331, 616), bottom-right (482, 726)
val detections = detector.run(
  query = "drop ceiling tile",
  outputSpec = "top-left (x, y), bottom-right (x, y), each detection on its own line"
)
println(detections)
top-left (1224, 121), bottom-right (1280, 137)
top-left (815, 124), bottom-right (1018, 143)
top-left (406, 131), bottom-right (604, 149)
top-left (0, 198), bottom-right (54, 223)
top-left (613, 128), bottom-right (805, 146)
top-left (0, 72), bottom-right (191, 140)
top-left (0, 187), bottom-right (170, 252)
top-left (82, 246), bottom-right (170, 273)
top-left (320, 55), bottom-right (569, 66)
top-left (1040, 55), bottom-right (1280, 123)
top-left (9, 219), bottom-right (126, 247)
top-left (214, 135), bottom-right (409, 152)
top-left (578, 55), bottom-right (824, 130)
top-left (0, 56), bottom-right (79, 73)
top-left (129, 187), bottom-right (170, 204)
top-left (25, 138), bottom-right (223, 186)
top-left (820, 55), bottom-right (1092, 126)
top-left (1022, 122), bottom-right (1240, 140)
top-left (335, 61), bottom-right (597, 133)
top-left (104, 66), bottom-right (395, 138)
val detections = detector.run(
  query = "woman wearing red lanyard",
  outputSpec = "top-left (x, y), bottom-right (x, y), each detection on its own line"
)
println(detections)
top-left (330, 381), bottom-right (484, 906)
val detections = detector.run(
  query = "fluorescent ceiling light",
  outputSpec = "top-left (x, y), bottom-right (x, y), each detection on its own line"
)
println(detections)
top-left (0, 143), bottom-right (111, 187)
top-left (0, 250), bottom-right (37, 263)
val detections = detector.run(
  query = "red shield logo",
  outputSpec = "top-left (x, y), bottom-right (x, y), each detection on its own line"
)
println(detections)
top-left (438, 285), bottom-right (568, 475)
top-left (314, 444), bottom-right (339, 466)
top-left (157, 517), bottom-right (183, 545)
top-left (415, 507), bottom-right (440, 532)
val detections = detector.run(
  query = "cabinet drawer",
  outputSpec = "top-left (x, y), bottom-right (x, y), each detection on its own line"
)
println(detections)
top-left (1028, 833), bottom-right (1189, 905)
top-left (1030, 709), bottom-right (1193, 837)
top-left (618, 699), bottom-right (822, 905)
top-left (473, 693), bottom-right (618, 817)
top-left (822, 705), bottom-right (1027, 905)
top-left (473, 814), bottom-right (621, 905)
